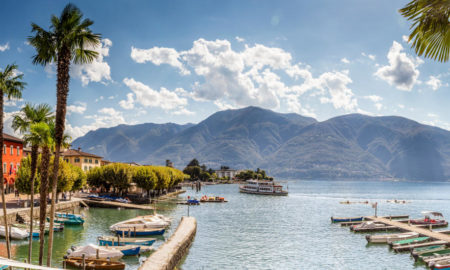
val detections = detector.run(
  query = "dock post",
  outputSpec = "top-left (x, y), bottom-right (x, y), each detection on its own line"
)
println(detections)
top-left (82, 254), bottom-right (86, 270)
top-left (96, 248), bottom-right (99, 259)
top-left (63, 260), bottom-right (66, 268)
top-left (429, 224), bottom-right (432, 231)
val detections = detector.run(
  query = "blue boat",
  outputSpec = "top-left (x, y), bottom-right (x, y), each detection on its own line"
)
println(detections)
top-left (98, 236), bottom-right (155, 246)
top-left (115, 228), bottom-right (165, 236)
top-left (118, 246), bottom-right (141, 256)
top-left (331, 216), bottom-right (364, 223)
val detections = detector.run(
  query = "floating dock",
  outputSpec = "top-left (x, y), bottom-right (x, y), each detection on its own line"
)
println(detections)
top-left (83, 199), bottom-right (154, 210)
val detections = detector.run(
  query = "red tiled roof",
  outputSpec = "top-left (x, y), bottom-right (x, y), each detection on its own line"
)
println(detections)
top-left (61, 149), bottom-right (103, 158)
top-left (3, 133), bottom-right (23, 143)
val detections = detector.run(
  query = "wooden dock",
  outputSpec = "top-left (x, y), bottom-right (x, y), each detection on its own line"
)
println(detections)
top-left (83, 200), bottom-right (154, 210)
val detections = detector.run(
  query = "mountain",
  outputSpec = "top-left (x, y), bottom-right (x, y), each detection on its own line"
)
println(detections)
top-left (72, 106), bottom-right (450, 181)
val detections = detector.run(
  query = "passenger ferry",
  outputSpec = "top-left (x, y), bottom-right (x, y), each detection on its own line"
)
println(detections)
top-left (239, 180), bottom-right (288, 196)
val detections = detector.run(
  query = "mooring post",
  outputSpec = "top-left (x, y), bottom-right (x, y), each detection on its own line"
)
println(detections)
top-left (82, 254), bottom-right (86, 270)
top-left (63, 259), bottom-right (66, 268)
top-left (96, 248), bottom-right (99, 259)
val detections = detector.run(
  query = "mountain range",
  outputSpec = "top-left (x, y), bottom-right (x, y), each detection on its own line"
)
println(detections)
top-left (72, 106), bottom-right (450, 181)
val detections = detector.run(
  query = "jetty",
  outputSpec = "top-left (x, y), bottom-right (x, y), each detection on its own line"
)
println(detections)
top-left (139, 216), bottom-right (197, 270)
top-left (83, 199), bottom-right (154, 210)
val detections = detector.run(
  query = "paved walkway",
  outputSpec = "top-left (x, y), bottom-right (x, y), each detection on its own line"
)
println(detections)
top-left (366, 216), bottom-right (450, 242)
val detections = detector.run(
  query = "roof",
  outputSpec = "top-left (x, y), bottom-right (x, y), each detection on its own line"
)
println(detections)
top-left (61, 149), bottom-right (103, 158)
top-left (3, 133), bottom-right (23, 144)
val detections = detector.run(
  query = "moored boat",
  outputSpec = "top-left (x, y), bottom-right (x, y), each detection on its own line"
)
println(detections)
top-left (433, 259), bottom-right (450, 270)
top-left (0, 225), bottom-right (28, 240)
top-left (239, 180), bottom-right (288, 196)
top-left (105, 245), bottom-right (141, 256)
top-left (109, 215), bottom-right (170, 231)
top-left (200, 196), bottom-right (227, 203)
top-left (64, 257), bottom-right (125, 270)
top-left (98, 236), bottom-right (156, 246)
top-left (389, 236), bottom-right (430, 246)
top-left (331, 216), bottom-right (364, 223)
top-left (410, 211), bottom-right (447, 226)
top-left (350, 221), bottom-right (386, 231)
top-left (48, 216), bottom-right (84, 225)
top-left (366, 232), bottom-right (419, 243)
top-left (412, 245), bottom-right (446, 256)
top-left (115, 227), bottom-right (165, 236)
top-left (67, 244), bottom-right (123, 260)
top-left (419, 249), bottom-right (450, 261)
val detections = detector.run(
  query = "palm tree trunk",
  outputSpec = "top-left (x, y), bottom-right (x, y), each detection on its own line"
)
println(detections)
top-left (0, 93), bottom-right (11, 259)
top-left (38, 146), bottom-right (50, 265)
top-left (28, 144), bottom-right (39, 263)
top-left (47, 48), bottom-right (70, 266)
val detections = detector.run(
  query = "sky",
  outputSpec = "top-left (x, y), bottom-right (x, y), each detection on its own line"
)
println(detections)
top-left (0, 0), bottom-right (449, 139)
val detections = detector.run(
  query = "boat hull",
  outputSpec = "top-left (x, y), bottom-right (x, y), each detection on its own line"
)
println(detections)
top-left (239, 188), bottom-right (288, 196)
top-left (115, 228), bottom-right (165, 236)
top-left (98, 238), bottom-right (155, 246)
top-left (331, 217), bottom-right (364, 223)
top-left (65, 258), bottom-right (125, 270)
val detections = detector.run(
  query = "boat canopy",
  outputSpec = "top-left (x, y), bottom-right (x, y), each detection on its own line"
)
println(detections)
top-left (68, 244), bottom-right (123, 259)
top-left (421, 211), bottom-right (444, 217)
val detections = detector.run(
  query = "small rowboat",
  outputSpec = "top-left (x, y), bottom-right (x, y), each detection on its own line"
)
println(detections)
top-left (331, 216), bottom-right (363, 223)
top-left (48, 216), bottom-right (84, 225)
top-left (64, 257), bottom-right (125, 270)
top-left (419, 249), bottom-right (450, 261)
top-left (105, 245), bottom-right (140, 256)
top-left (412, 245), bottom-right (446, 256)
top-left (390, 236), bottom-right (430, 246)
top-left (366, 232), bottom-right (419, 243)
top-left (115, 227), bottom-right (165, 236)
top-left (200, 196), bottom-right (227, 203)
top-left (56, 212), bottom-right (84, 220)
top-left (98, 236), bottom-right (155, 246)
top-left (433, 259), bottom-right (450, 270)
top-left (0, 225), bottom-right (28, 240)
top-left (109, 215), bottom-right (170, 231)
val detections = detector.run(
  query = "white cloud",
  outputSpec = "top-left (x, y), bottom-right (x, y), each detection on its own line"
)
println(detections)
top-left (317, 71), bottom-right (358, 111)
top-left (362, 52), bottom-right (376, 61)
top-left (172, 108), bottom-right (195, 115)
top-left (0, 43), bottom-right (9, 52)
top-left (235, 36), bottom-right (245, 43)
top-left (123, 78), bottom-right (188, 112)
top-left (95, 96), bottom-right (104, 102)
top-left (364, 95), bottom-right (383, 102)
top-left (374, 41), bottom-right (422, 91)
top-left (131, 46), bottom-right (190, 75)
top-left (341, 58), bottom-right (350, 64)
top-left (119, 93), bottom-right (134, 110)
top-left (67, 102), bottom-right (87, 115)
top-left (3, 110), bottom-right (21, 137)
top-left (426, 75), bottom-right (442, 91)
top-left (72, 38), bottom-right (112, 86)
top-left (402, 35), bottom-right (410, 43)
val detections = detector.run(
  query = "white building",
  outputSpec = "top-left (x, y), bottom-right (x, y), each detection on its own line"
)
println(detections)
top-left (216, 169), bottom-right (239, 179)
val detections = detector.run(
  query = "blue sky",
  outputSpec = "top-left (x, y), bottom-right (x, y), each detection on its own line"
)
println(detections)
top-left (0, 0), bottom-right (448, 138)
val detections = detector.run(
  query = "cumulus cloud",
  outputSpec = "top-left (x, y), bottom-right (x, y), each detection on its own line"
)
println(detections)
top-left (341, 58), bottom-right (350, 64)
top-left (131, 46), bottom-right (190, 75)
top-left (72, 38), bottom-right (113, 86)
top-left (3, 110), bottom-right (21, 137)
top-left (374, 41), bottom-right (422, 91)
top-left (119, 93), bottom-right (134, 110)
top-left (426, 75), bottom-right (442, 91)
top-left (67, 102), bottom-right (87, 115)
top-left (318, 71), bottom-right (358, 111)
top-left (0, 43), bottom-right (9, 52)
top-left (122, 78), bottom-right (189, 113)
top-left (235, 36), bottom-right (245, 43)
top-left (364, 95), bottom-right (383, 102)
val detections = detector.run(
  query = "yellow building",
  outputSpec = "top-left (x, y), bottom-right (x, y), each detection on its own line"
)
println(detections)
top-left (61, 148), bottom-right (103, 172)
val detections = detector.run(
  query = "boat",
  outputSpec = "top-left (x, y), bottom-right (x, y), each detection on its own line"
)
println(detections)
top-left (433, 260), bottom-right (450, 270)
top-left (67, 244), bottom-right (123, 260)
top-left (109, 215), bottom-right (170, 231)
top-left (390, 236), bottom-right (430, 246)
top-left (331, 216), bottom-right (364, 223)
top-left (410, 211), bottom-right (448, 226)
top-left (48, 215), bottom-right (84, 225)
top-left (115, 227), bottom-right (165, 236)
top-left (0, 225), bottom-right (29, 240)
top-left (350, 221), bottom-right (387, 231)
top-left (419, 249), bottom-right (450, 261)
top-left (64, 257), bottom-right (125, 270)
top-left (200, 196), bottom-right (227, 203)
top-left (366, 232), bottom-right (419, 243)
top-left (56, 212), bottom-right (84, 220)
top-left (239, 180), bottom-right (288, 196)
top-left (105, 245), bottom-right (141, 256)
top-left (98, 236), bottom-right (156, 246)
top-left (412, 245), bottom-right (446, 256)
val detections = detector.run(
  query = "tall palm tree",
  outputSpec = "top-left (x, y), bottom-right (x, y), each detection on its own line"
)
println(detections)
top-left (28, 4), bottom-right (101, 265)
top-left (0, 64), bottom-right (25, 258)
top-left (12, 103), bottom-right (53, 263)
top-left (400, 0), bottom-right (450, 62)
top-left (28, 122), bottom-right (53, 265)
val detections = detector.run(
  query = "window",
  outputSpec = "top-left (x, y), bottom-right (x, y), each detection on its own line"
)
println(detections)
top-left (17, 146), bottom-right (20, 156)
top-left (89, 159), bottom-right (92, 163)
top-left (64, 159), bottom-right (69, 163)
top-left (95, 160), bottom-right (99, 164)
top-left (84, 158), bottom-right (88, 163)
top-left (74, 158), bottom-right (80, 163)
top-left (3, 163), bottom-right (6, 173)
top-left (9, 163), bottom-right (13, 174)
top-left (10, 145), bottom-right (13, 155)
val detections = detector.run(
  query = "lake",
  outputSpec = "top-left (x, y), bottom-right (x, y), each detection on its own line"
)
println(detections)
top-left (7, 180), bottom-right (450, 269)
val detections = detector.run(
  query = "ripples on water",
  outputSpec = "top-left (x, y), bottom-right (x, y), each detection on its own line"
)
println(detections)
top-left (5, 180), bottom-right (450, 269)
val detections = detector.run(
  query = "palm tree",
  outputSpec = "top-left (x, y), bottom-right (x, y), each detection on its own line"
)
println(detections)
top-left (12, 103), bottom-right (53, 263)
top-left (28, 122), bottom-right (53, 265)
top-left (400, 0), bottom-right (450, 62)
top-left (28, 4), bottom-right (101, 265)
top-left (0, 64), bottom-right (25, 258)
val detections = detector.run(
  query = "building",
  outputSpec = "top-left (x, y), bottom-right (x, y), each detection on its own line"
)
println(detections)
top-left (166, 159), bottom-right (173, 168)
top-left (61, 148), bottom-right (103, 172)
top-left (2, 133), bottom-right (23, 193)
top-left (215, 168), bottom-right (239, 179)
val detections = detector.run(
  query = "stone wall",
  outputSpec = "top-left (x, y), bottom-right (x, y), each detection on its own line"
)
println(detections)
top-left (139, 216), bottom-right (197, 270)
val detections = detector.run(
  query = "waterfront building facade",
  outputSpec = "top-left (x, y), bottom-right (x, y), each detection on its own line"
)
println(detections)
top-left (216, 168), bottom-right (240, 179)
top-left (61, 148), bottom-right (103, 172)
top-left (2, 134), bottom-right (23, 193)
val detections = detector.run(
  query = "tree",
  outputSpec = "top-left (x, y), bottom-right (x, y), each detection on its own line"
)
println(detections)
top-left (87, 167), bottom-right (106, 191)
top-left (12, 103), bottom-right (53, 262)
top-left (0, 63), bottom-right (25, 258)
top-left (15, 155), bottom-right (41, 194)
top-left (187, 158), bottom-right (199, 167)
top-left (103, 163), bottom-right (132, 194)
top-left (400, 0), bottom-right (450, 62)
top-left (29, 4), bottom-right (101, 265)
top-left (132, 166), bottom-right (157, 197)
top-left (70, 165), bottom-right (86, 197)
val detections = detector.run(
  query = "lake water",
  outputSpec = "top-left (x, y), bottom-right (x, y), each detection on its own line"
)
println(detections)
top-left (6, 180), bottom-right (450, 269)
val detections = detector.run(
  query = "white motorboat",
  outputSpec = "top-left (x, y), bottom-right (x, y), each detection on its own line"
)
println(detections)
top-left (109, 215), bottom-right (170, 231)
top-left (0, 225), bottom-right (28, 240)
top-left (366, 232), bottom-right (419, 243)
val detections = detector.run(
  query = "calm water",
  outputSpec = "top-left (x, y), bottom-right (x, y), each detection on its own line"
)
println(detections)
top-left (5, 180), bottom-right (450, 269)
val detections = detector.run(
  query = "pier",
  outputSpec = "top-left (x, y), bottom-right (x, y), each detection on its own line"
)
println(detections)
top-left (139, 216), bottom-right (197, 270)
top-left (83, 199), bottom-right (154, 210)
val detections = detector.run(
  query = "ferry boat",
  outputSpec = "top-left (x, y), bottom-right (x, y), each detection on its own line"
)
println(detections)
top-left (239, 180), bottom-right (288, 196)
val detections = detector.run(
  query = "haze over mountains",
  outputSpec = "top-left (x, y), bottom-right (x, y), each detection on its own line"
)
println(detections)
top-left (72, 106), bottom-right (450, 181)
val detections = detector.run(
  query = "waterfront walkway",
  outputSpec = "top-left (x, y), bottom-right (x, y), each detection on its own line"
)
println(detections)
top-left (84, 199), bottom-right (154, 210)
top-left (366, 216), bottom-right (450, 242)
top-left (139, 216), bottom-right (197, 270)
